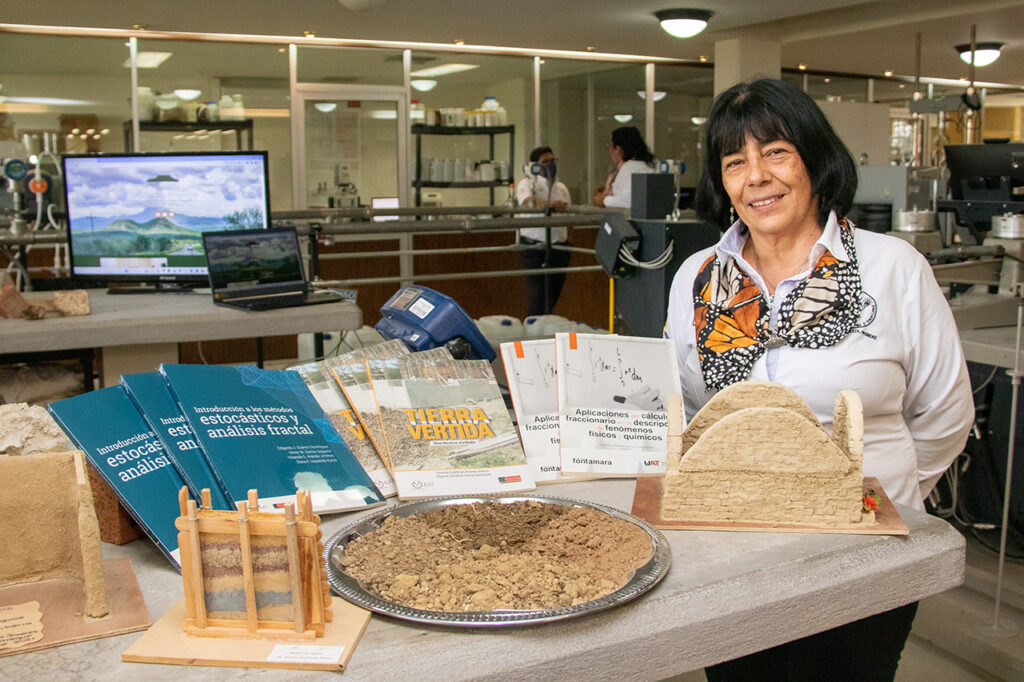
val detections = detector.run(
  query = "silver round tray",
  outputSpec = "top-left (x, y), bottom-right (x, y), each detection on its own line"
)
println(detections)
top-left (324, 495), bottom-right (672, 627)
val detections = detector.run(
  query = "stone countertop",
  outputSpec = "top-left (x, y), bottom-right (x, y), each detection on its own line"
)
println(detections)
top-left (1, 478), bottom-right (964, 681)
top-left (0, 290), bottom-right (362, 353)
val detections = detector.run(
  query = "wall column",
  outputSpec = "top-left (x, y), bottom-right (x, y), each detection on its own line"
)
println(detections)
top-left (713, 38), bottom-right (781, 96)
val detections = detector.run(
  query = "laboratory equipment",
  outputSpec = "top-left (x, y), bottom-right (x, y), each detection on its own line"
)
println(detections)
top-left (376, 285), bottom-right (496, 361)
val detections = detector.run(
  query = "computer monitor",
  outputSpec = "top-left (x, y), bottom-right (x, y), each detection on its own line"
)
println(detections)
top-left (61, 151), bottom-right (271, 291)
top-left (944, 142), bottom-right (1024, 201)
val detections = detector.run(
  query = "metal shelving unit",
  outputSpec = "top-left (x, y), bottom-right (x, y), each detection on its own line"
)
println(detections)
top-left (411, 124), bottom-right (514, 206)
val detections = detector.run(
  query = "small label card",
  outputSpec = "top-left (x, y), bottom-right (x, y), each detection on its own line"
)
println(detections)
top-left (0, 601), bottom-right (44, 650)
top-left (265, 644), bottom-right (346, 665)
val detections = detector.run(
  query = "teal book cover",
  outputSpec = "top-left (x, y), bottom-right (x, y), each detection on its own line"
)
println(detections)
top-left (47, 386), bottom-right (184, 568)
top-left (121, 371), bottom-right (232, 511)
top-left (159, 363), bottom-right (385, 514)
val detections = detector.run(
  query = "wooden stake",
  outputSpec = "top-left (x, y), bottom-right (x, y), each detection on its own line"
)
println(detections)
top-left (237, 502), bottom-right (259, 633)
top-left (284, 504), bottom-right (306, 633)
top-left (186, 498), bottom-right (207, 628)
top-left (178, 486), bottom-right (189, 517)
top-left (247, 489), bottom-right (259, 512)
top-left (200, 488), bottom-right (212, 510)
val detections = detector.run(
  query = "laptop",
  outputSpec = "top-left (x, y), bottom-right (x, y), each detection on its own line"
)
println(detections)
top-left (202, 226), bottom-right (347, 311)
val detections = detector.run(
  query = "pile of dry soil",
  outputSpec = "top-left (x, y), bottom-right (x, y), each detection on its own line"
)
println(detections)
top-left (338, 500), bottom-right (653, 612)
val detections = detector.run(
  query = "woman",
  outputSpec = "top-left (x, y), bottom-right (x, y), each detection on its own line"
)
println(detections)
top-left (665, 78), bottom-right (973, 680)
top-left (592, 126), bottom-right (656, 208)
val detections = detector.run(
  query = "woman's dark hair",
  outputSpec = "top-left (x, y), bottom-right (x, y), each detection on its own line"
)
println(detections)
top-left (694, 78), bottom-right (857, 229)
top-left (529, 146), bottom-right (553, 162)
top-left (611, 126), bottom-right (656, 167)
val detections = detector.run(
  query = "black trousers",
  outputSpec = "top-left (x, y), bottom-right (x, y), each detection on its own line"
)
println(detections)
top-left (705, 602), bottom-right (919, 682)
top-left (521, 240), bottom-right (571, 318)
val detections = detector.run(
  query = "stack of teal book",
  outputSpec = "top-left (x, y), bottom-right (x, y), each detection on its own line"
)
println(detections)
top-left (48, 364), bottom-right (386, 569)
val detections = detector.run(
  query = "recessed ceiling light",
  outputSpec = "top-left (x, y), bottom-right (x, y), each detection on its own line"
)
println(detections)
top-left (173, 88), bottom-right (202, 101)
top-left (304, 30), bottom-right (316, 38)
top-left (278, 48), bottom-right (286, 53)
top-left (698, 55), bottom-right (709, 63)
top-left (314, 102), bottom-right (338, 112)
top-left (614, 114), bottom-right (633, 123)
top-left (824, 78), bottom-right (831, 83)
top-left (956, 42), bottom-right (1004, 67)
top-left (454, 39), bottom-right (465, 46)
top-left (798, 63), bottom-right (807, 71)
top-left (898, 83), bottom-right (906, 89)
top-left (410, 63), bottom-right (479, 77)
top-left (586, 46), bottom-right (596, 51)
top-left (410, 79), bottom-right (438, 92)
top-left (691, 115), bottom-right (707, 125)
top-left (637, 90), bottom-right (667, 102)
top-left (123, 51), bottom-right (172, 69)
top-left (654, 9), bottom-right (713, 39)
top-left (883, 70), bottom-right (893, 77)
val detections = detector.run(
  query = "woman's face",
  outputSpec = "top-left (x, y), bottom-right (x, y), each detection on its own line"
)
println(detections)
top-left (609, 142), bottom-right (624, 164)
top-left (720, 135), bottom-right (819, 238)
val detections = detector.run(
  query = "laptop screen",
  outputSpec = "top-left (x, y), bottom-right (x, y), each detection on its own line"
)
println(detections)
top-left (203, 227), bottom-right (305, 294)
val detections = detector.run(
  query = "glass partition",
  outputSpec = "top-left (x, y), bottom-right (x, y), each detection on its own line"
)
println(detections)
top-left (136, 39), bottom-right (293, 209)
top-left (408, 51), bottom-right (533, 207)
top-left (540, 61), bottom-right (647, 206)
top-left (654, 63), bottom-right (714, 190)
top-left (0, 33), bottom-right (131, 155)
top-left (297, 46), bottom-right (405, 86)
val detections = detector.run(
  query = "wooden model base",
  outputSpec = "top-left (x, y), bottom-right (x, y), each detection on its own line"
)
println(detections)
top-left (122, 597), bottom-right (371, 671)
top-left (632, 477), bottom-right (909, 535)
top-left (0, 557), bottom-right (150, 658)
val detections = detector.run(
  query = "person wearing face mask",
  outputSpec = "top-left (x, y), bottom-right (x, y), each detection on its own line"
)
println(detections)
top-left (517, 146), bottom-right (572, 317)
top-left (664, 78), bottom-right (973, 681)
top-left (592, 126), bottom-right (657, 208)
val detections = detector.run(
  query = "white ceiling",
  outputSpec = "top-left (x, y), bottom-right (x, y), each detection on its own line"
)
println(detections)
top-left (3, 0), bottom-right (1024, 87)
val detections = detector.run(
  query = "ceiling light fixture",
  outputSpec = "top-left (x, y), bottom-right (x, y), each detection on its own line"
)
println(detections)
top-left (956, 42), bottom-right (1004, 67)
top-left (314, 102), bottom-right (338, 112)
top-left (410, 63), bottom-right (479, 77)
top-left (690, 115), bottom-right (707, 125)
top-left (304, 30), bottom-right (316, 38)
top-left (614, 114), bottom-right (634, 123)
top-left (798, 63), bottom-right (807, 71)
top-left (654, 9), bottom-right (713, 39)
top-left (883, 70), bottom-right (893, 77)
top-left (410, 79), bottom-right (438, 92)
top-left (173, 88), bottom-right (202, 101)
top-left (636, 90), bottom-right (667, 102)
top-left (698, 55), bottom-right (708, 63)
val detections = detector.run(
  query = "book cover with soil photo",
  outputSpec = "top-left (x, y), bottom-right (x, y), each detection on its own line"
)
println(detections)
top-left (289, 360), bottom-right (397, 498)
top-left (324, 339), bottom-right (414, 471)
top-left (368, 354), bottom-right (535, 498)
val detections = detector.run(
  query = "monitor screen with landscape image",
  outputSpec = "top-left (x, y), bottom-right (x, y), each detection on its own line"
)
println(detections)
top-left (61, 151), bottom-right (271, 290)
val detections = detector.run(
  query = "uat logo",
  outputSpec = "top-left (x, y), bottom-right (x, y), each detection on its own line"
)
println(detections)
top-left (643, 460), bottom-right (661, 466)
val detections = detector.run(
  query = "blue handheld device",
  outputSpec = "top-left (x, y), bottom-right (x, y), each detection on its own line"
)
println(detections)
top-left (376, 285), bottom-right (496, 361)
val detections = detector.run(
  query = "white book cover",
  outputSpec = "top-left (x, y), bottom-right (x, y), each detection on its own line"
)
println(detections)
top-left (289, 360), bottom-right (398, 498)
top-left (556, 333), bottom-right (682, 476)
top-left (500, 339), bottom-right (571, 483)
top-left (369, 354), bottom-right (535, 499)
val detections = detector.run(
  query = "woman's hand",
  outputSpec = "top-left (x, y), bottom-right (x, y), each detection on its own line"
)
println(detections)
top-left (592, 187), bottom-right (608, 206)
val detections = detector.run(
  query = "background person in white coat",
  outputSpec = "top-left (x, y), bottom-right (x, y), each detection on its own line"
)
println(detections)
top-left (517, 146), bottom-right (572, 316)
top-left (592, 126), bottom-right (656, 208)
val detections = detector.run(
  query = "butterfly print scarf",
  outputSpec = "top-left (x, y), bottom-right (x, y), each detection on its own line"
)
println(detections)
top-left (692, 218), bottom-right (863, 391)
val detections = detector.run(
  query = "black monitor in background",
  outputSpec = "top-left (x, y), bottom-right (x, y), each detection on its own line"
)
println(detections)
top-left (944, 142), bottom-right (1024, 201)
top-left (61, 151), bottom-right (271, 293)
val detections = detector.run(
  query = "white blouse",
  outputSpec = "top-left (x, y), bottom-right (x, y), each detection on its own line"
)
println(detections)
top-left (665, 212), bottom-right (974, 510)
